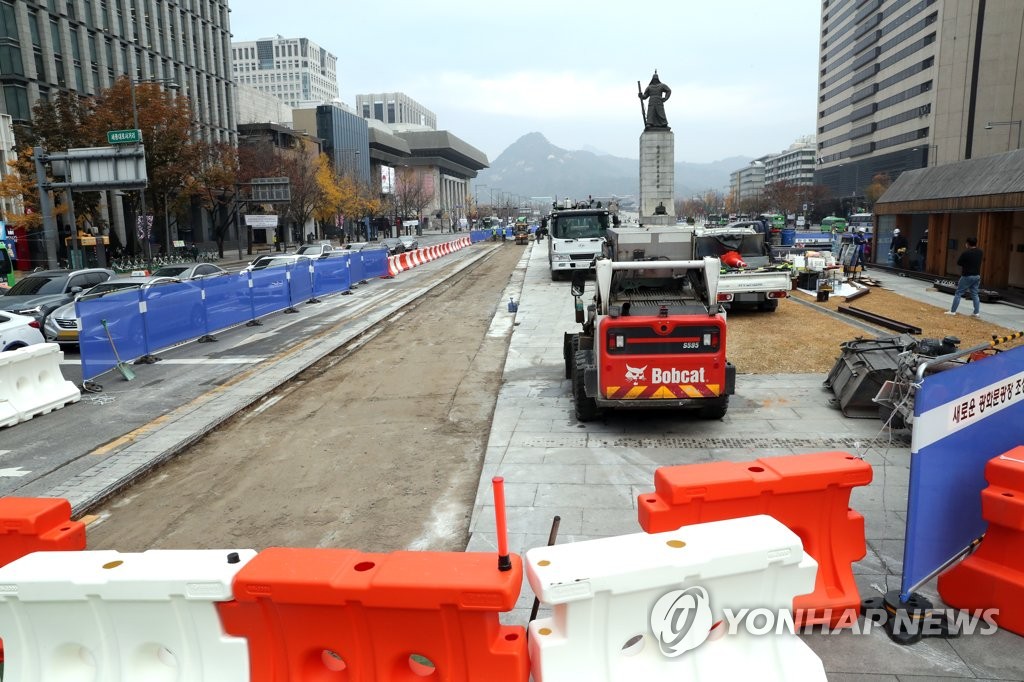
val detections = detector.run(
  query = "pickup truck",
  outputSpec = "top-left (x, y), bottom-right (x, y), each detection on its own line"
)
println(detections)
top-left (692, 226), bottom-right (790, 312)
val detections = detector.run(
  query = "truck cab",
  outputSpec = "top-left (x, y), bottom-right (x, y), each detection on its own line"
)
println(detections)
top-left (546, 207), bottom-right (610, 280)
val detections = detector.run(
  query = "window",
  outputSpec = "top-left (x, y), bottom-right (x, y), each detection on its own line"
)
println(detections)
top-left (3, 83), bottom-right (29, 120)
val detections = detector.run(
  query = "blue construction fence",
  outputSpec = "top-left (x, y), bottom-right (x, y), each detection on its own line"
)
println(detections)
top-left (77, 250), bottom-right (388, 381)
top-left (469, 228), bottom-right (512, 242)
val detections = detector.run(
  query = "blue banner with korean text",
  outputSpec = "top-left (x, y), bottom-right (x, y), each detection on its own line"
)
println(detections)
top-left (901, 346), bottom-right (1024, 599)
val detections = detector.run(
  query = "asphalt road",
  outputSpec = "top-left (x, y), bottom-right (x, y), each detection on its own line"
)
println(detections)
top-left (0, 234), bottom-right (467, 497)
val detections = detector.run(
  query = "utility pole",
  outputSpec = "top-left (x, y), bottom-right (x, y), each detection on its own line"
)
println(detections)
top-left (32, 147), bottom-right (59, 269)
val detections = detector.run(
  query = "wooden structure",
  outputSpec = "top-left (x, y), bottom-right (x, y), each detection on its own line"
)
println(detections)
top-left (874, 149), bottom-right (1024, 289)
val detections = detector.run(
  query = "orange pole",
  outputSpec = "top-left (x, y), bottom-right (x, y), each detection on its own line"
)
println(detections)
top-left (492, 476), bottom-right (511, 571)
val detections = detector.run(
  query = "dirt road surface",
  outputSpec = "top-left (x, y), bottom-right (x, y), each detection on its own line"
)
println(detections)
top-left (86, 244), bottom-right (526, 553)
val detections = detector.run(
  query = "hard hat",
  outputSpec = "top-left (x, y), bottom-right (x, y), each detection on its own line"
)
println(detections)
top-left (858, 227), bottom-right (866, 233)
top-left (893, 228), bottom-right (900, 234)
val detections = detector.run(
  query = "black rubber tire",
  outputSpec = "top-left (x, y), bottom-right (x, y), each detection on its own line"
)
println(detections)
top-left (564, 334), bottom-right (579, 379)
top-left (550, 267), bottom-right (560, 281)
top-left (699, 396), bottom-right (729, 420)
top-left (758, 298), bottom-right (779, 312)
top-left (573, 349), bottom-right (599, 421)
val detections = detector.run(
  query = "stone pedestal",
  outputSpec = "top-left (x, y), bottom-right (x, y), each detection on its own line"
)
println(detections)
top-left (639, 129), bottom-right (675, 225)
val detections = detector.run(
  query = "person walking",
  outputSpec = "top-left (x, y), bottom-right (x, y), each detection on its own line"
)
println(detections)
top-left (946, 236), bottom-right (983, 317)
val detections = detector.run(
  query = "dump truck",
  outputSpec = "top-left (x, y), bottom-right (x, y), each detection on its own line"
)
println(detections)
top-left (544, 205), bottom-right (610, 280)
top-left (563, 224), bottom-right (736, 421)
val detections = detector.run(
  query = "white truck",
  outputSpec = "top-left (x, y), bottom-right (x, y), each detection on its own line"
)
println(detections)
top-left (691, 225), bottom-right (791, 312)
top-left (542, 206), bottom-right (611, 280)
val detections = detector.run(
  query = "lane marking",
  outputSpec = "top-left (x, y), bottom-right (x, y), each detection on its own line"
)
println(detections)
top-left (0, 467), bottom-right (31, 477)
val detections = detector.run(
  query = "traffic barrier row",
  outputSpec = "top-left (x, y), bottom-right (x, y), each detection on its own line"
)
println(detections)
top-left (0, 343), bottom-right (80, 428)
top-left (527, 515), bottom-right (827, 681)
top-left (386, 237), bottom-right (473, 277)
top-left (0, 546), bottom-right (527, 682)
top-left (638, 451), bottom-right (872, 627)
top-left (0, 549), bottom-right (256, 681)
top-left (0, 498), bottom-right (87, 665)
top-left (939, 445), bottom-right (1024, 636)
top-left (78, 250), bottom-right (389, 381)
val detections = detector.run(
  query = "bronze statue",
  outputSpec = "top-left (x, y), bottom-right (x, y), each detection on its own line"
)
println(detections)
top-left (638, 71), bottom-right (672, 129)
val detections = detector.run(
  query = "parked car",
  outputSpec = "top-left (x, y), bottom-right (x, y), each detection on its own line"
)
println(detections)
top-left (294, 243), bottom-right (336, 259)
top-left (42, 275), bottom-right (179, 347)
top-left (0, 310), bottom-right (45, 350)
top-left (344, 242), bottom-right (389, 253)
top-left (381, 238), bottom-right (406, 255)
top-left (242, 254), bottom-right (312, 272)
top-left (150, 262), bottom-right (228, 280)
top-left (399, 236), bottom-right (419, 251)
top-left (0, 268), bottom-right (115, 323)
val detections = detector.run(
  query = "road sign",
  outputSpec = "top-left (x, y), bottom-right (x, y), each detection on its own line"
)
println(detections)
top-left (245, 214), bottom-right (279, 228)
top-left (107, 129), bottom-right (142, 144)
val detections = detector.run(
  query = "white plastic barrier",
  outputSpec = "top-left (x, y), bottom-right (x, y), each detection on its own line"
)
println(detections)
top-left (0, 343), bottom-right (80, 428)
top-left (526, 515), bottom-right (827, 682)
top-left (0, 548), bottom-right (256, 681)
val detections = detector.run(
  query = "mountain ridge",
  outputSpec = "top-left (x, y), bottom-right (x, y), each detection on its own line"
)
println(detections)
top-left (475, 132), bottom-right (748, 201)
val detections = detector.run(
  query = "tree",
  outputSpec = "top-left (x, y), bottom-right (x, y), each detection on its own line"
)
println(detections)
top-left (184, 141), bottom-right (238, 257)
top-left (864, 172), bottom-right (892, 206)
top-left (312, 154), bottom-right (344, 237)
top-left (392, 167), bottom-right (432, 232)
top-left (280, 138), bottom-right (323, 243)
top-left (88, 77), bottom-right (198, 252)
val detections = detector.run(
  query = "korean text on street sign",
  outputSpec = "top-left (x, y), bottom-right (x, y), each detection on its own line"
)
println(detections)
top-left (107, 129), bottom-right (142, 144)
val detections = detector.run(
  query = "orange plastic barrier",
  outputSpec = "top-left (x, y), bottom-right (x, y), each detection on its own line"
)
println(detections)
top-left (0, 497), bottom-right (85, 567)
top-left (638, 451), bottom-right (873, 627)
top-left (938, 446), bottom-right (1024, 636)
top-left (0, 497), bottom-right (86, 663)
top-left (217, 547), bottom-right (529, 681)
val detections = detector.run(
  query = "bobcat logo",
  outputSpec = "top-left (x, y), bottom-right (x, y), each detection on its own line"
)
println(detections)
top-left (625, 364), bottom-right (647, 384)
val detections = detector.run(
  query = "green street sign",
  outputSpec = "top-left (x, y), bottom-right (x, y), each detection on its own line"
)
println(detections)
top-left (107, 129), bottom-right (142, 144)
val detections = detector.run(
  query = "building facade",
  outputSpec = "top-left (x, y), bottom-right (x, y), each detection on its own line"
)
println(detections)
top-left (293, 103), bottom-right (370, 185)
top-left (234, 84), bottom-right (293, 127)
top-left (355, 92), bottom-right (436, 129)
top-left (231, 36), bottom-right (338, 109)
top-left (729, 159), bottom-right (766, 204)
top-left (815, 0), bottom-right (1024, 202)
top-left (0, 0), bottom-right (235, 142)
top-left (764, 138), bottom-right (817, 187)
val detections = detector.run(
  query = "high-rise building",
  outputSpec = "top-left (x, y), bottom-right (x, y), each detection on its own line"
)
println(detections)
top-left (765, 137), bottom-right (817, 187)
top-left (355, 92), bottom-right (436, 129)
top-left (231, 36), bottom-right (338, 109)
top-left (815, 0), bottom-right (1024, 201)
top-left (0, 0), bottom-right (235, 142)
top-left (730, 158), bottom-right (767, 203)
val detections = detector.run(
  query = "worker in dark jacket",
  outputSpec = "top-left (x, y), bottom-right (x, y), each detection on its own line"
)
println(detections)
top-left (946, 236), bottom-right (983, 317)
top-left (890, 229), bottom-right (909, 268)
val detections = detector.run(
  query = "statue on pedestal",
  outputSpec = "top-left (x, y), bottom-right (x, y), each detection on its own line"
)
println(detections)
top-left (638, 71), bottom-right (672, 130)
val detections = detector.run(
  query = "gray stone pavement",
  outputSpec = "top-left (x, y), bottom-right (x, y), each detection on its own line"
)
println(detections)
top-left (467, 243), bottom-right (1024, 680)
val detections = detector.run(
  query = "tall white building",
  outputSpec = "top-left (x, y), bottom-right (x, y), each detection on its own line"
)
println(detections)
top-left (355, 92), bottom-right (437, 129)
top-left (764, 137), bottom-right (817, 187)
top-left (231, 36), bottom-right (338, 109)
top-left (730, 159), bottom-right (767, 202)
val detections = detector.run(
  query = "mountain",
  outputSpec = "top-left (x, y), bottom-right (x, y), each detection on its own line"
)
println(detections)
top-left (475, 133), bottom-right (749, 201)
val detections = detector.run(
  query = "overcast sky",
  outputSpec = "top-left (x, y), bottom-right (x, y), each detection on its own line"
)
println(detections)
top-left (229, 0), bottom-right (821, 164)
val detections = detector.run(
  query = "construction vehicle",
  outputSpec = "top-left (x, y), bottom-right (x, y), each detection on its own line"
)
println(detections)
top-left (514, 217), bottom-right (530, 245)
top-left (693, 224), bottom-right (791, 311)
top-left (545, 203), bottom-right (610, 280)
top-left (563, 225), bottom-right (736, 421)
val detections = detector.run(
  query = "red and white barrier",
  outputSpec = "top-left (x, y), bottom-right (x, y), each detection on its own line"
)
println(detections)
top-left (527, 515), bottom-right (826, 681)
top-left (0, 549), bottom-right (256, 681)
top-left (0, 343), bottom-right (80, 429)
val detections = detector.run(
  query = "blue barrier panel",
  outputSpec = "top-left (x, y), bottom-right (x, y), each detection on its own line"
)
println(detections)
top-left (78, 290), bottom-right (146, 380)
top-left (250, 266), bottom-right (291, 318)
top-left (362, 249), bottom-right (388, 277)
top-left (142, 280), bottom-right (204, 352)
top-left (900, 346), bottom-right (1024, 599)
top-left (348, 252), bottom-right (365, 283)
top-left (203, 272), bottom-right (252, 333)
top-left (314, 256), bottom-right (349, 296)
top-left (288, 261), bottom-right (314, 305)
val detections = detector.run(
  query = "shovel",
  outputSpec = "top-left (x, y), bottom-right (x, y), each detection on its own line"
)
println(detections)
top-left (101, 318), bottom-right (135, 381)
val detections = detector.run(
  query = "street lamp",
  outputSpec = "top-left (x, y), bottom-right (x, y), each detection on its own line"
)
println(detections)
top-left (983, 121), bottom-right (1022, 150)
top-left (129, 76), bottom-right (179, 264)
